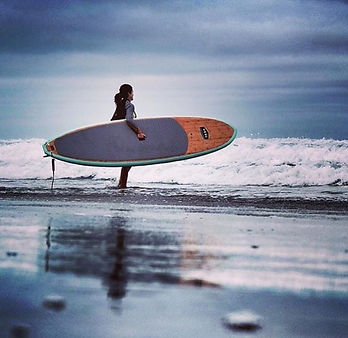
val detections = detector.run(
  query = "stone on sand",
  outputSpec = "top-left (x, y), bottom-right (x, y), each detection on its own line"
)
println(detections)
top-left (223, 310), bottom-right (262, 332)
top-left (42, 295), bottom-right (66, 311)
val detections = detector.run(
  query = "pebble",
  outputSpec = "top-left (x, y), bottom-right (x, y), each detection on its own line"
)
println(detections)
top-left (222, 310), bottom-right (262, 332)
top-left (251, 245), bottom-right (259, 249)
top-left (42, 295), bottom-right (66, 311)
top-left (10, 322), bottom-right (30, 338)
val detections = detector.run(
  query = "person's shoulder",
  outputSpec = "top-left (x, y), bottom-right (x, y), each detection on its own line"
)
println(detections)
top-left (124, 100), bottom-right (135, 110)
top-left (125, 100), bottom-right (134, 109)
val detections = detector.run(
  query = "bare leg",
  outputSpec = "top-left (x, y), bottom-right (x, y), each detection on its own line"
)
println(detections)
top-left (117, 166), bottom-right (131, 188)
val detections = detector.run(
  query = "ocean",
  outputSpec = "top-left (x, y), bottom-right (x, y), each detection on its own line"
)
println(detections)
top-left (1, 136), bottom-right (347, 213)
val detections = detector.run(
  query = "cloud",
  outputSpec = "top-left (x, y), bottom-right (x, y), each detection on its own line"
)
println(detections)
top-left (0, 0), bottom-right (347, 139)
top-left (1, 0), bottom-right (347, 56)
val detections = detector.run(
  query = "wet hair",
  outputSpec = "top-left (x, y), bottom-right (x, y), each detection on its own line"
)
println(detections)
top-left (114, 84), bottom-right (133, 106)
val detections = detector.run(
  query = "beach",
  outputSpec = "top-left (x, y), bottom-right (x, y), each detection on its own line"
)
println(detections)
top-left (1, 183), bottom-right (348, 338)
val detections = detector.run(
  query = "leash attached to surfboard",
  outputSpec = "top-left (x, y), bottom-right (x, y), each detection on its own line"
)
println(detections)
top-left (51, 158), bottom-right (55, 190)
top-left (43, 155), bottom-right (56, 190)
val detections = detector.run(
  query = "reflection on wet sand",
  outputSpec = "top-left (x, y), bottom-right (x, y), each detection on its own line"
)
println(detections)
top-left (45, 219), bottom-right (51, 272)
top-left (2, 200), bottom-right (348, 337)
top-left (107, 222), bottom-right (127, 299)
top-left (43, 215), bottom-right (206, 302)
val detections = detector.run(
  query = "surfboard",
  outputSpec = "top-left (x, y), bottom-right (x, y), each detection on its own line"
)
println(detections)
top-left (42, 117), bottom-right (237, 167)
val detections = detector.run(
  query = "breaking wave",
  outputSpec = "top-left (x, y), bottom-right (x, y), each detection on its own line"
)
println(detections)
top-left (0, 137), bottom-right (347, 187)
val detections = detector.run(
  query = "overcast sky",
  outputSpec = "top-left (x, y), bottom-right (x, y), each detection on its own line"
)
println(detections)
top-left (0, 0), bottom-right (347, 139)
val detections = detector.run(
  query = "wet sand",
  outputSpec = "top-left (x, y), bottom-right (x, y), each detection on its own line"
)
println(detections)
top-left (1, 198), bottom-right (348, 337)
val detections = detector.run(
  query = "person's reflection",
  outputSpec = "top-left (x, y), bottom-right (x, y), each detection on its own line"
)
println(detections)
top-left (43, 214), bottom-right (205, 305)
top-left (43, 216), bottom-right (129, 301)
top-left (106, 223), bottom-right (128, 299)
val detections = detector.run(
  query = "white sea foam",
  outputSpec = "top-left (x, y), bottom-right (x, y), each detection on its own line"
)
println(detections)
top-left (0, 137), bottom-right (347, 186)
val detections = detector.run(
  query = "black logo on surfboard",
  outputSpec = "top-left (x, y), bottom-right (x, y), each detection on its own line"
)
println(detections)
top-left (200, 127), bottom-right (209, 140)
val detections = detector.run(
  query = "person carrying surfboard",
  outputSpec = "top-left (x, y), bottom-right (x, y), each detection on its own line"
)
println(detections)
top-left (111, 84), bottom-right (146, 188)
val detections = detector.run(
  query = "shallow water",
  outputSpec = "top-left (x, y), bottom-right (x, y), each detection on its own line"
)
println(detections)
top-left (1, 178), bottom-right (348, 218)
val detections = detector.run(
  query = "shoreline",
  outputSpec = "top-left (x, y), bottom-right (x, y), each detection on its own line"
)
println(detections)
top-left (1, 188), bottom-right (348, 216)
